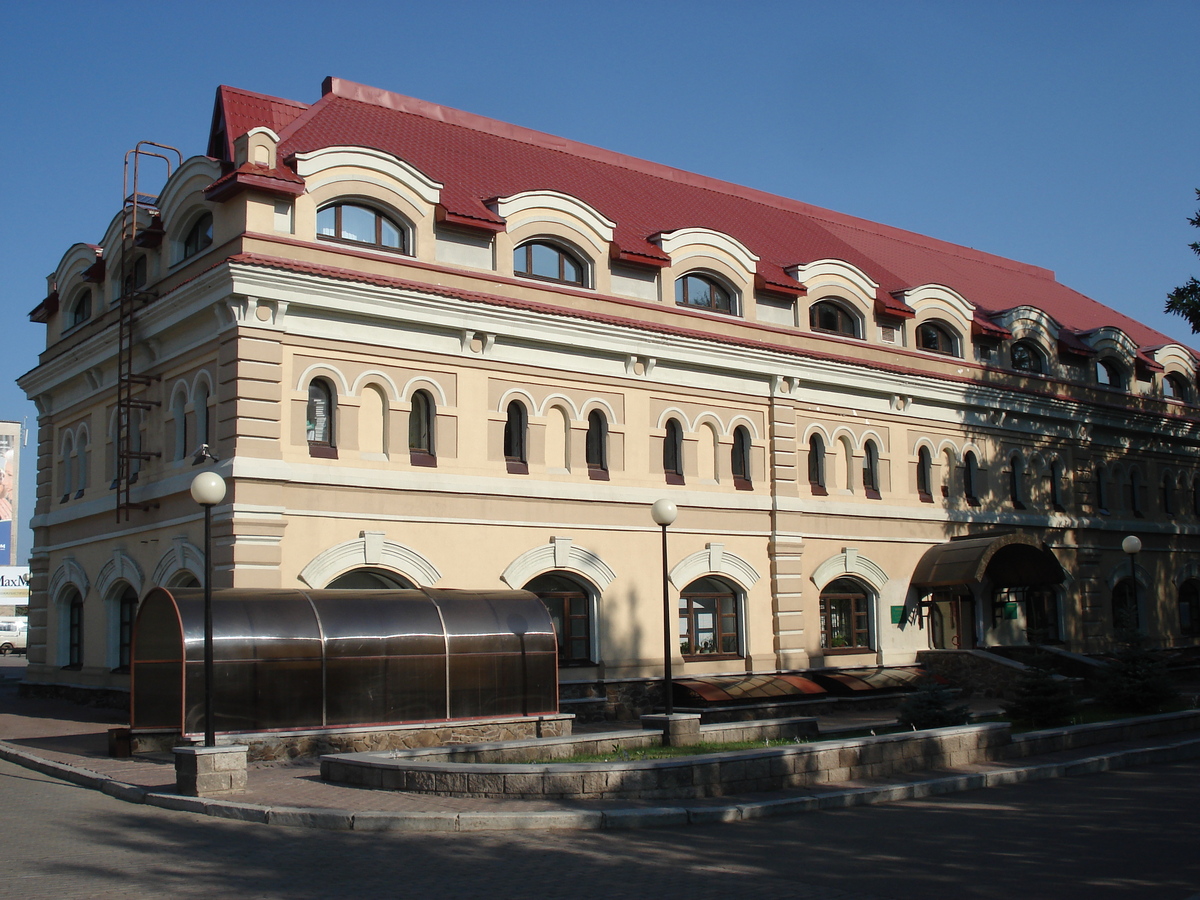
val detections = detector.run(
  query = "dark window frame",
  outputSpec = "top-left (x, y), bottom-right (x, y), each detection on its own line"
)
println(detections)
top-left (1096, 358), bottom-right (1126, 390)
top-left (678, 577), bottom-right (741, 659)
top-left (1010, 340), bottom-right (1045, 374)
top-left (504, 400), bottom-right (528, 474)
top-left (513, 240), bottom-right (587, 287)
top-left (526, 572), bottom-right (595, 666)
top-left (675, 273), bottom-right (737, 316)
top-left (306, 379), bottom-right (338, 458)
top-left (862, 440), bottom-right (880, 499)
top-left (732, 426), bottom-right (752, 490)
top-left (1179, 580), bottom-right (1200, 637)
top-left (1112, 578), bottom-right (1140, 632)
top-left (917, 321), bottom-right (959, 356)
top-left (408, 390), bottom-right (437, 467)
top-left (182, 211), bottom-right (214, 261)
top-left (809, 299), bottom-right (860, 338)
top-left (663, 418), bottom-right (684, 484)
top-left (820, 577), bottom-right (873, 653)
top-left (317, 202), bottom-right (407, 253)
top-left (1009, 456), bottom-right (1026, 509)
top-left (65, 591), bottom-right (83, 670)
top-left (585, 410), bottom-right (608, 480)
top-left (808, 434), bottom-right (827, 496)
top-left (917, 446), bottom-right (933, 502)
top-left (114, 585), bottom-right (137, 673)
top-left (963, 451), bottom-right (980, 506)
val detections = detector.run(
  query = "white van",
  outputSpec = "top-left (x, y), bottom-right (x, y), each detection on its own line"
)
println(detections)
top-left (0, 618), bottom-right (27, 655)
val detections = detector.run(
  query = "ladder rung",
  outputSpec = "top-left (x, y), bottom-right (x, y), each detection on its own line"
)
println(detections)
top-left (124, 374), bottom-right (159, 385)
top-left (123, 399), bottom-right (160, 409)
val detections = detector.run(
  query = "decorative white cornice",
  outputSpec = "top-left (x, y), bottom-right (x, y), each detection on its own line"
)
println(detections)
top-left (298, 532), bottom-right (441, 588)
top-left (294, 146), bottom-right (443, 206)
top-left (151, 537), bottom-right (205, 588)
top-left (95, 549), bottom-right (145, 599)
top-left (811, 547), bottom-right (889, 591)
top-left (668, 542), bottom-right (761, 590)
top-left (500, 536), bottom-right (617, 590)
top-left (495, 191), bottom-right (616, 243)
top-left (48, 557), bottom-right (89, 602)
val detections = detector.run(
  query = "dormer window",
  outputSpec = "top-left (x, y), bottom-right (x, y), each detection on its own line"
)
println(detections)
top-left (1096, 358), bottom-right (1125, 389)
top-left (917, 321), bottom-right (959, 356)
top-left (1010, 341), bottom-right (1045, 374)
top-left (1164, 373), bottom-right (1189, 402)
top-left (513, 241), bottom-right (586, 287)
top-left (182, 212), bottom-right (214, 260)
top-left (676, 273), bottom-right (736, 315)
top-left (68, 290), bottom-right (92, 328)
top-left (317, 202), bottom-right (407, 253)
top-left (810, 299), bottom-right (860, 338)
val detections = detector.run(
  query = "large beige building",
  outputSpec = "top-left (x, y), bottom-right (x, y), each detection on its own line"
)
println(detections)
top-left (19, 77), bottom-right (1200, 716)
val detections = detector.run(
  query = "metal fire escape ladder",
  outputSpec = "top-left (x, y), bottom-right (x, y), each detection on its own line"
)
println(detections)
top-left (115, 142), bottom-right (181, 522)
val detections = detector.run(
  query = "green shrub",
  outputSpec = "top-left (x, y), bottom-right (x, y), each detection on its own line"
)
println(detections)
top-left (1095, 631), bottom-right (1179, 714)
top-left (897, 680), bottom-right (970, 730)
top-left (1002, 666), bottom-right (1077, 728)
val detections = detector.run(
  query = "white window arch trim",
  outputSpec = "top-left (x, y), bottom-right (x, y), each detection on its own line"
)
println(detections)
top-left (810, 548), bottom-right (889, 592)
top-left (500, 536), bottom-right (617, 591)
top-left (298, 532), bottom-right (441, 589)
top-left (668, 543), bottom-right (761, 591)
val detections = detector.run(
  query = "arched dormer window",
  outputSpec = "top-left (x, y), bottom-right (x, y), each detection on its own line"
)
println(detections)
top-left (862, 440), bottom-right (880, 498)
top-left (409, 390), bottom-right (436, 466)
top-left (963, 451), bottom-right (980, 506)
top-left (121, 256), bottom-right (148, 297)
top-left (917, 320), bottom-right (959, 356)
top-left (809, 299), bottom-right (860, 338)
top-left (513, 240), bottom-right (586, 287)
top-left (1010, 341), bottom-right (1045, 374)
top-left (917, 446), bottom-right (933, 502)
top-left (68, 290), bottom-right (92, 329)
top-left (808, 434), bottom-right (827, 495)
top-left (663, 418), bottom-right (684, 484)
top-left (1163, 372), bottom-right (1189, 402)
top-left (732, 426), bottom-right (752, 490)
top-left (1096, 358), bottom-right (1125, 390)
top-left (586, 410), bottom-right (608, 478)
top-left (503, 400), bottom-right (528, 474)
top-left (306, 379), bottom-right (337, 458)
top-left (675, 273), bottom-right (736, 315)
top-left (317, 202), bottom-right (407, 253)
top-left (181, 212), bottom-right (214, 261)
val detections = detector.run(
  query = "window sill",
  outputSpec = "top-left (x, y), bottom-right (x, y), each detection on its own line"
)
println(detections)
top-left (821, 646), bottom-right (875, 655)
top-left (918, 491), bottom-right (933, 503)
top-left (664, 473), bottom-right (685, 486)
top-left (810, 483), bottom-right (828, 496)
top-left (734, 477), bottom-right (753, 491)
top-left (966, 496), bottom-right (980, 507)
top-left (308, 443), bottom-right (338, 459)
top-left (864, 488), bottom-right (881, 500)
top-left (317, 234), bottom-right (412, 258)
top-left (681, 653), bottom-right (742, 662)
top-left (506, 459), bottom-right (529, 475)
top-left (588, 466), bottom-right (609, 481)
top-left (410, 451), bottom-right (437, 468)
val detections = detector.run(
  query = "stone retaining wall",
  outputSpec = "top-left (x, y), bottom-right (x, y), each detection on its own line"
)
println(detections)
top-left (320, 709), bottom-right (1200, 801)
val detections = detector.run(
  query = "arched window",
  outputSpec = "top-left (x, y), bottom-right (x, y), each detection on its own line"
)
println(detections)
top-left (171, 390), bottom-right (189, 461)
top-left (503, 400), bottom-right (528, 473)
top-left (525, 572), bottom-right (594, 665)
top-left (1009, 455), bottom-right (1026, 509)
top-left (1179, 580), bottom-right (1200, 637)
top-left (182, 212), bottom-right (214, 260)
top-left (809, 299), bottom-right (859, 338)
top-left (317, 202), bottom-right (407, 252)
top-left (64, 589), bottom-right (83, 669)
top-left (409, 390), bottom-right (436, 465)
top-left (862, 440), bottom-right (880, 498)
top-left (1096, 358), bottom-right (1125, 389)
top-left (808, 434), bottom-right (827, 495)
top-left (1010, 341), bottom-right (1045, 374)
top-left (326, 568), bottom-right (416, 590)
top-left (917, 446), bottom-right (933, 502)
top-left (732, 426), bottom-right (752, 489)
top-left (586, 410), bottom-right (608, 477)
top-left (917, 321), bottom-right (958, 356)
top-left (675, 273), bottom-right (736, 315)
top-left (1050, 460), bottom-right (1066, 511)
top-left (194, 381), bottom-right (211, 451)
top-left (59, 432), bottom-right (74, 503)
top-left (819, 577), bottom-right (873, 651)
top-left (122, 256), bottom-right (148, 296)
top-left (74, 430), bottom-right (88, 498)
top-left (1128, 469), bottom-right (1144, 516)
top-left (679, 576), bottom-right (740, 657)
top-left (306, 379), bottom-right (336, 457)
top-left (1162, 473), bottom-right (1177, 515)
top-left (68, 290), bottom-right (92, 328)
top-left (1163, 373), bottom-right (1189, 402)
top-left (963, 451), bottom-right (980, 505)
top-left (115, 584), bottom-right (138, 672)
top-left (663, 418), bottom-right (684, 484)
top-left (1112, 578), bottom-right (1140, 632)
top-left (513, 241), bottom-right (586, 287)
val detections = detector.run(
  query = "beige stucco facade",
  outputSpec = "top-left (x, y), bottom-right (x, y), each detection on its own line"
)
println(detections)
top-left (19, 79), bottom-right (1200, 714)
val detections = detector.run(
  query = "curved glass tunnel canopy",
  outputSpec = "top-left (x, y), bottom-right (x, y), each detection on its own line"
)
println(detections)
top-left (131, 587), bottom-right (558, 736)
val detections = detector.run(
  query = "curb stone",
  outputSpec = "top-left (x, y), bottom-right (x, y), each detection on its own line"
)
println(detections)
top-left (3, 735), bottom-right (1200, 832)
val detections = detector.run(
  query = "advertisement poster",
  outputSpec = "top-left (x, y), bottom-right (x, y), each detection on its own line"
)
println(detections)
top-left (0, 425), bottom-right (16, 566)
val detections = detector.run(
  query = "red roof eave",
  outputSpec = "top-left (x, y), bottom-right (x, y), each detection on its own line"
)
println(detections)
top-left (205, 165), bottom-right (306, 203)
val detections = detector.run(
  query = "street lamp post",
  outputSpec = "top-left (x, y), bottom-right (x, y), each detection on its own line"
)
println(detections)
top-left (190, 471), bottom-right (226, 747)
top-left (651, 499), bottom-right (678, 716)
top-left (1121, 534), bottom-right (1142, 632)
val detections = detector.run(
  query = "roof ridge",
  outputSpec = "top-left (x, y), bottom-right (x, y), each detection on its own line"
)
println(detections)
top-left (216, 84), bottom-right (309, 112)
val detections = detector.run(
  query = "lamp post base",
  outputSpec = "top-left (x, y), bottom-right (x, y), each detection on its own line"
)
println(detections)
top-left (641, 713), bottom-right (702, 747)
top-left (173, 744), bottom-right (248, 796)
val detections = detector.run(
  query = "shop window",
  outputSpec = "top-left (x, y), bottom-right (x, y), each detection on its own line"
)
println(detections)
top-left (513, 240), bottom-right (586, 287)
top-left (317, 202), bottom-right (407, 252)
top-left (917, 446), bottom-right (933, 502)
top-left (809, 299), bottom-right (859, 338)
top-left (663, 418), bottom-right (684, 484)
top-left (732, 426), bottom-right (752, 490)
top-left (525, 572), bottom-right (594, 665)
top-left (306, 379), bottom-right (337, 458)
top-left (678, 576), bottom-right (740, 658)
top-left (409, 390), bottom-right (436, 466)
top-left (675, 273), bottom-right (736, 315)
top-left (504, 400), bottom-right (528, 474)
top-left (808, 434), bottom-right (827, 495)
top-left (819, 578), bottom-right (872, 652)
top-left (586, 410), bottom-right (608, 479)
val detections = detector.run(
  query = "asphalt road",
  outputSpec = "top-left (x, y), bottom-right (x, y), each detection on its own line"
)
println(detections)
top-left (1, 755), bottom-right (1198, 900)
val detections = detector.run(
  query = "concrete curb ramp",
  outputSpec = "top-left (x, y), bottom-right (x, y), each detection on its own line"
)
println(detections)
top-left (5, 735), bottom-right (1200, 831)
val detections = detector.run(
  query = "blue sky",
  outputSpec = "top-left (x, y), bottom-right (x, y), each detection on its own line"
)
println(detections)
top-left (1, 0), bottom-right (1198, 559)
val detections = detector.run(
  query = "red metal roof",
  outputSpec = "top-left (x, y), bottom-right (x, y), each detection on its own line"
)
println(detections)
top-left (212, 77), bottom-right (1184, 354)
top-left (209, 85), bottom-right (309, 161)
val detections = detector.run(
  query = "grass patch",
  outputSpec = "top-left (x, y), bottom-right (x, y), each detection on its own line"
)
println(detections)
top-left (530, 737), bottom-right (812, 764)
